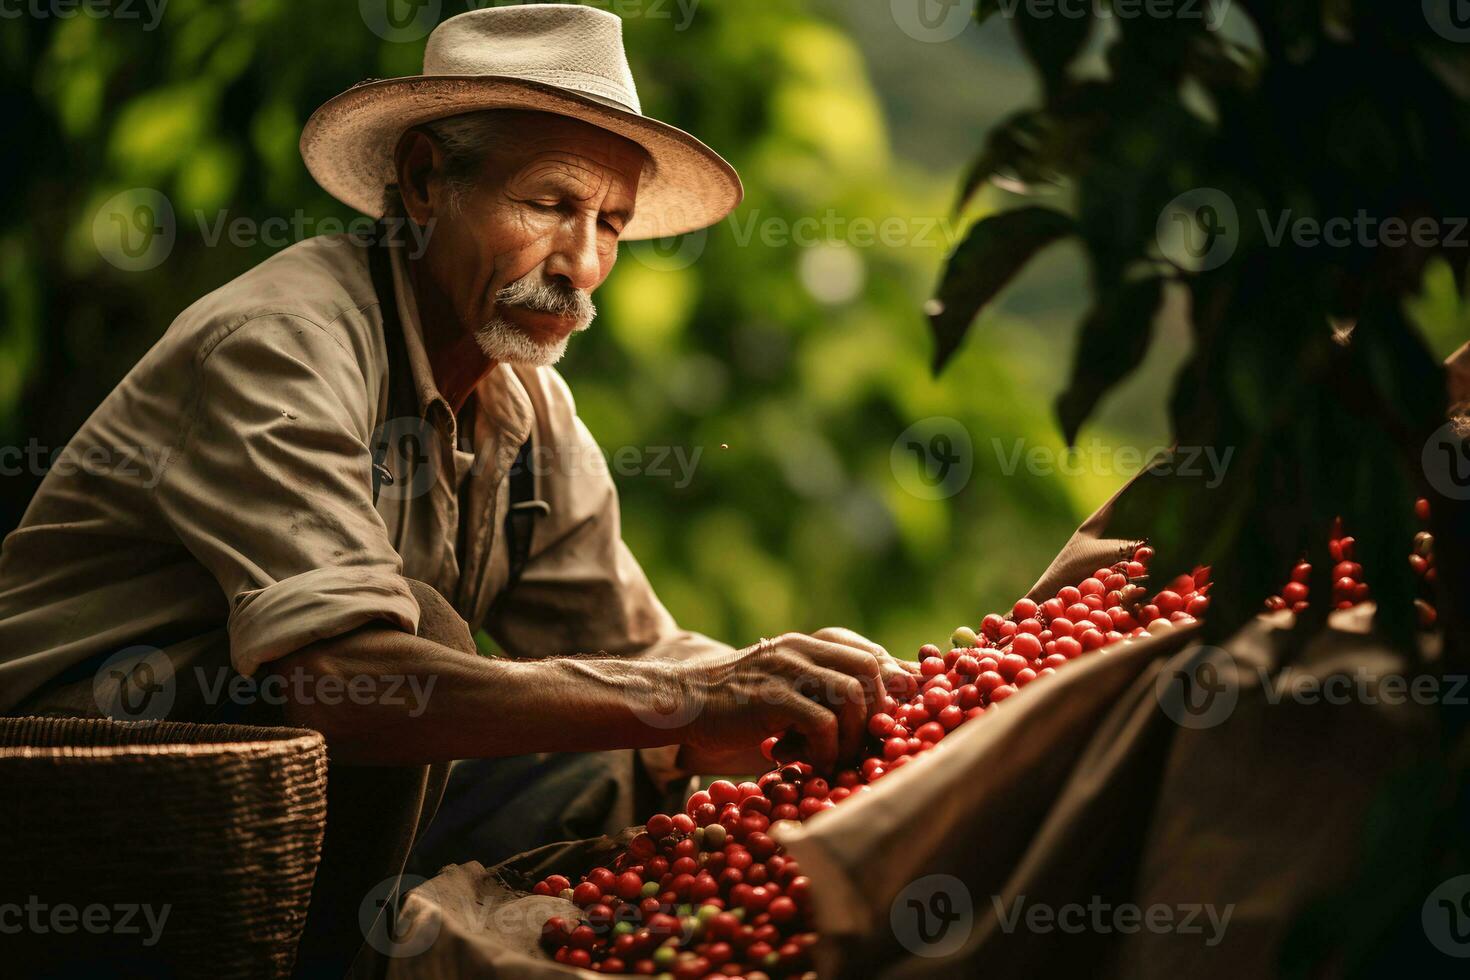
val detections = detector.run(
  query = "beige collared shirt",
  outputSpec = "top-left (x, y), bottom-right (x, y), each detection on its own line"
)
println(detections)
top-left (0, 235), bottom-right (726, 767)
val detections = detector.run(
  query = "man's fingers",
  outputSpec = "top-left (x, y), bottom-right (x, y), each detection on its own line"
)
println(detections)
top-left (810, 626), bottom-right (888, 659)
top-left (780, 695), bottom-right (839, 773)
top-left (883, 659), bottom-right (920, 699)
top-left (769, 651), bottom-right (868, 761)
top-left (806, 628), bottom-right (917, 703)
top-left (794, 666), bottom-right (867, 763)
top-left (779, 634), bottom-right (886, 709)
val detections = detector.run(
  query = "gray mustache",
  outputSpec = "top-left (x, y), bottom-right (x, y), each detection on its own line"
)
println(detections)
top-left (495, 276), bottom-right (596, 323)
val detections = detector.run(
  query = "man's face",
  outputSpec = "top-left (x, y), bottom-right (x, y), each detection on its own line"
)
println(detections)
top-left (404, 112), bottom-right (646, 365)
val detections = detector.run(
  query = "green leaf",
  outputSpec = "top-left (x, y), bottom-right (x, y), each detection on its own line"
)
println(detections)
top-left (953, 109), bottom-right (1056, 214)
top-left (927, 206), bottom-right (1075, 373)
top-left (1055, 277), bottom-right (1165, 444)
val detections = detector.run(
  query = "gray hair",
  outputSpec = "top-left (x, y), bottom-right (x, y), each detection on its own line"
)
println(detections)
top-left (382, 110), bottom-right (525, 218)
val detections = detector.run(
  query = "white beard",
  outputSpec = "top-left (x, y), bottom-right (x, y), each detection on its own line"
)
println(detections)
top-left (474, 317), bottom-right (574, 366)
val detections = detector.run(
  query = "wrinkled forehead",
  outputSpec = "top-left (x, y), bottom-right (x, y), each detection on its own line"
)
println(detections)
top-left (489, 111), bottom-right (648, 196)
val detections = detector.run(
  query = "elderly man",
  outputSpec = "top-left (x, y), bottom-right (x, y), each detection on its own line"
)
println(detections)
top-left (0, 4), bottom-right (914, 972)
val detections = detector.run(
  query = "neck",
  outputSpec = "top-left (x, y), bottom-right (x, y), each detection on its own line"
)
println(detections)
top-left (406, 254), bottom-right (496, 416)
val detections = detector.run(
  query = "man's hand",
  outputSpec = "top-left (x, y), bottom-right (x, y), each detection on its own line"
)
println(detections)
top-left (673, 628), bottom-right (919, 775)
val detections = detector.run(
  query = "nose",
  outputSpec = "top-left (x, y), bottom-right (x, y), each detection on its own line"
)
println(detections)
top-left (543, 214), bottom-right (603, 292)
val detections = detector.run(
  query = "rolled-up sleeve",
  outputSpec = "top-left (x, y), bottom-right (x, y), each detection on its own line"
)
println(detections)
top-left (155, 313), bottom-right (418, 676)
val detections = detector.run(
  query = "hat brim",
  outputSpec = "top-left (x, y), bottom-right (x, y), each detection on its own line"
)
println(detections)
top-left (300, 75), bottom-right (743, 240)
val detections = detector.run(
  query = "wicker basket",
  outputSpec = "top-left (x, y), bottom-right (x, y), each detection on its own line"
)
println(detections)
top-left (0, 716), bottom-right (329, 978)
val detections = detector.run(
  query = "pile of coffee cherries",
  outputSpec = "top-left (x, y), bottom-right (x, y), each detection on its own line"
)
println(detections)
top-left (536, 774), bottom-right (824, 978)
top-left (535, 543), bottom-right (1213, 977)
top-left (535, 500), bottom-right (1441, 977)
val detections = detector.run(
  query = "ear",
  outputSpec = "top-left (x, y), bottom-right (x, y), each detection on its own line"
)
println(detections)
top-left (393, 128), bottom-right (445, 225)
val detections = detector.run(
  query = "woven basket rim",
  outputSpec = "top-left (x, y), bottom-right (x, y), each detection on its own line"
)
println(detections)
top-left (0, 732), bottom-right (325, 760)
top-left (0, 717), bottom-right (326, 760)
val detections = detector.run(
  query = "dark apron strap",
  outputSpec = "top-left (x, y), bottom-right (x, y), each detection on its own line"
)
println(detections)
top-left (367, 230), bottom-right (416, 507)
top-left (504, 436), bottom-right (542, 591)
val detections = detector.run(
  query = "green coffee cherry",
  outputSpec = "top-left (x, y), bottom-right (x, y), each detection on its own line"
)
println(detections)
top-left (951, 625), bottom-right (979, 648)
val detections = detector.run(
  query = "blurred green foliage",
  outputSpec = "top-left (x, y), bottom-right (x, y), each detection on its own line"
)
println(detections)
top-left (930, 0), bottom-right (1470, 658)
top-left (15, 0), bottom-right (1446, 659)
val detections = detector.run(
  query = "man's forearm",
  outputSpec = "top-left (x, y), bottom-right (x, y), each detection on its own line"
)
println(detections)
top-left (272, 627), bottom-right (687, 765)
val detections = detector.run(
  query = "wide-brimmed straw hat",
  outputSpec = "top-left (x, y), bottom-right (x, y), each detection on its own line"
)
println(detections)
top-left (300, 4), bottom-right (742, 240)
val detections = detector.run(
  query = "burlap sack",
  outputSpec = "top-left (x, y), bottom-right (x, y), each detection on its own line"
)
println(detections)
top-left (383, 832), bottom-right (641, 978)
